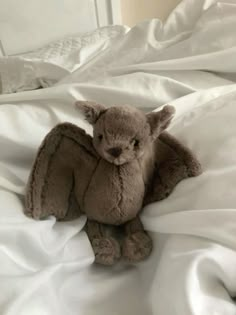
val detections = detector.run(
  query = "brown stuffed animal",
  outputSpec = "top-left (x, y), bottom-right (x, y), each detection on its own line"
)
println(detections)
top-left (25, 101), bottom-right (201, 265)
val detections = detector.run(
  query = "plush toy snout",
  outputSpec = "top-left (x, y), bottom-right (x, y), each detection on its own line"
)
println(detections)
top-left (107, 147), bottom-right (123, 158)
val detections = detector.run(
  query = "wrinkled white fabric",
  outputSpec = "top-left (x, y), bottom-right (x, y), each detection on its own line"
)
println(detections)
top-left (1, 0), bottom-right (236, 314)
top-left (0, 25), bottom-right (129, 94)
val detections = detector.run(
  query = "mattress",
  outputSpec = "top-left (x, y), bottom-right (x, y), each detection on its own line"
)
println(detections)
top-left (1, 0), bottom-right (236, 314)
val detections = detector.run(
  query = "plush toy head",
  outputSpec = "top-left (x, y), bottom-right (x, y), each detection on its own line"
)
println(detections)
top-left (76, 101), bottom-right (175, 165)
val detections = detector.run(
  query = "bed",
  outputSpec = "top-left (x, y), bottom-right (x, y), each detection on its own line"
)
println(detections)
top-left (1, 0), bottom-right (236, 314)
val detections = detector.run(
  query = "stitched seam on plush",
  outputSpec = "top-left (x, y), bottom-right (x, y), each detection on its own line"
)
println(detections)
top-left (96, 108), bottom-right (108, 123)
top-left (105, 166), bottom-right (123, 223)
top-left (41, 138), bottom-right (63, 215)
top-left (103, 111), bottom-right (110, 145)
top-left (67, 172), bottom-right (76, 216)
top-left (27, 132), bottom-right (57, 216)
top-left (40, 132), bottom-right (97, 216)
top-left (82, 158), bottom-right (101, 210)
top-left (137, 159), bottom-right (147, 188)
top-left (117, 167), bottom-right (124, 222)
top-left (27, 144), bottom-right (45, 214)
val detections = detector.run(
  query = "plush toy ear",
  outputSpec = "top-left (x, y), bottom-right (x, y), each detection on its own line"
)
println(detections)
top-left (146, 105), bottom-right (175, 139)
top-left (75, 101), bottom-right (106, 124)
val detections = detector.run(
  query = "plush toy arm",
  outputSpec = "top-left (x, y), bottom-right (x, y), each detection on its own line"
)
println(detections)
top-left (144, 131), bottom-right (202, 205)
top-left (25, 123), bottom-right (98, 220)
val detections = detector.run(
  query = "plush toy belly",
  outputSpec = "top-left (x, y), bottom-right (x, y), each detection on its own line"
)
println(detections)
top-left (81, 160), bottom-right (145, 225)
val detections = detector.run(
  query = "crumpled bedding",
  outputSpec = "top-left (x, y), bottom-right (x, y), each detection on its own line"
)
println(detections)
top-left (1, 0), bottom-right (236, 314)
top-left (0, 25), bottom-right (129, 94)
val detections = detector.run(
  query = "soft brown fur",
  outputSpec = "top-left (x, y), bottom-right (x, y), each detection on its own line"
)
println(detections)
top-left (25, 101), bottom-right (202, 265)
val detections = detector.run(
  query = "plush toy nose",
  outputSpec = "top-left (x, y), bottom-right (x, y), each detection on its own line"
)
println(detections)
top-left (107, 147), bottom-right (122, 158)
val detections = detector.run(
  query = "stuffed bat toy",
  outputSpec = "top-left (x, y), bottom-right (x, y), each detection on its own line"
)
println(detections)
top-left (25, 101), bottom-right (202, 265)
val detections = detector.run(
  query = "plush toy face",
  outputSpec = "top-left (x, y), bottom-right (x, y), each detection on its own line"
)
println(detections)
top-left (76, 101), bottom-right (175, 165)
top-left (93, 106), bottom-right (151, 165)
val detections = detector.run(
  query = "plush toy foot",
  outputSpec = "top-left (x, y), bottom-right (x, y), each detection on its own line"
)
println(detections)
top-left (122, 231), bottom-right (152, 262)
top-left (92, 237), bottom-right (121, 265)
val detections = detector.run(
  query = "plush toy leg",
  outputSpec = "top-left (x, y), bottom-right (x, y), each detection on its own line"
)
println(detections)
top-left (122, 216), bottom-right (152, 262)
top-left (86, 220), bottom-right (121, 266)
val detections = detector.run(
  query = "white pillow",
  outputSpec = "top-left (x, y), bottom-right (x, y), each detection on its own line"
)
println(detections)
top-left (0, 0), bottom-right (99, 55)
top-left (0, 25), bottom-right (129, 94)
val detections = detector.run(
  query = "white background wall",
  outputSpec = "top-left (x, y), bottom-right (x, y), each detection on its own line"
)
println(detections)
top-left (120, 0), bottom-right (182, 26)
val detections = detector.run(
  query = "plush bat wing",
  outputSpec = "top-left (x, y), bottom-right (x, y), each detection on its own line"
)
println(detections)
top-left (25, 123), bottom-right (99, 220)
top-left (143, 131), bottom-right (202, 205)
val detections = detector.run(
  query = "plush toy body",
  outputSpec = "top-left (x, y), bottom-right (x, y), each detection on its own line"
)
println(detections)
top-left (25, 102), bottom-right (202, 265)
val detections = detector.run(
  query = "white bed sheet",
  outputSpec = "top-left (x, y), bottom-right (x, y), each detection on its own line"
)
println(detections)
top-left (1, 0), bottom-right (236, 314)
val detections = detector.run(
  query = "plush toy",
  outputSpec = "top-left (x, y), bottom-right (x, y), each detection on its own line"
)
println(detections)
top-left (25, 101), bottom-right (201, 265)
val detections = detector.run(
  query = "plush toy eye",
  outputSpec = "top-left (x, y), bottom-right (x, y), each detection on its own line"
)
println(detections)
top-left (133, 139), bottom-right (139, 147)
top-left (98, 134), bottom-right (103, 141)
